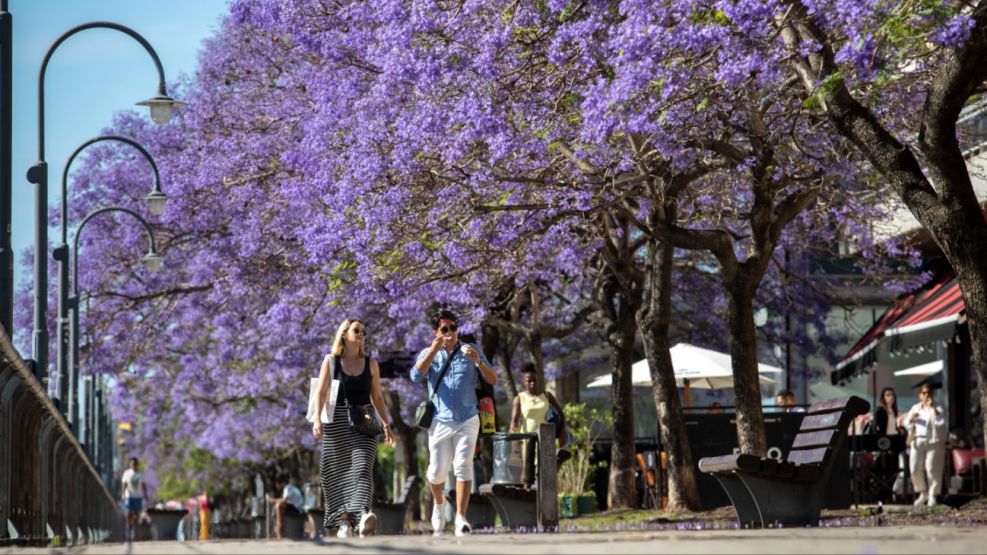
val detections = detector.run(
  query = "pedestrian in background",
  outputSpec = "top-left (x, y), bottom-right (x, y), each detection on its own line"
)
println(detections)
top-left (775, 390), bottom-right (805, 413)
top-left (268, 475), bottom-right (304, 539)
top-left (872, 387), bottom-right (906, 436)
top-left (312, 318), bottom-right (394, 538)
top-left (120, 457), bottom-right (148, 542)
top-left (510, 363), bottom-right (570, 466)
top-left (907, 385), bottom-right (947, 508)
top-left (411, 309), bottom-right (498, 537)
top-left (198, 489), bottom-right (211, 541)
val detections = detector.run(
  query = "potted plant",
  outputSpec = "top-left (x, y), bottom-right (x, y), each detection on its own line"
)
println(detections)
top-left (557, 403), bottom-right (610, 516)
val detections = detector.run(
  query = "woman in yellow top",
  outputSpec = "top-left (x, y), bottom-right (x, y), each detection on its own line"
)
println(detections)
top-left (510, 364), bottom-right (569, 462)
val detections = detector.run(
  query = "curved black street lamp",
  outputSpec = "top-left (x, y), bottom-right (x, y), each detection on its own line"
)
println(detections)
top-left (68, 206), bottom-right (161, 454)
top-left (26, 22), bottom-right (183, 403)
top-left (53, 135), bottom-right (167, 427)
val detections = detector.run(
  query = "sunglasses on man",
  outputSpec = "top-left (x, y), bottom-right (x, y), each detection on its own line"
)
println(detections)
top-left (439, 324), bottom-right (458, 333)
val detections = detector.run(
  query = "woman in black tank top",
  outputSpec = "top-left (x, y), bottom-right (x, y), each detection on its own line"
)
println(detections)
top-left (336, 355), bottom-right (372, 405)
top-left (311, 318), bottom-right (395, 538)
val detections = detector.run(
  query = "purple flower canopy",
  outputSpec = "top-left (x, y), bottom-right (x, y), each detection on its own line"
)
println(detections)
top-left (14, 0), bottom-right (958, 486)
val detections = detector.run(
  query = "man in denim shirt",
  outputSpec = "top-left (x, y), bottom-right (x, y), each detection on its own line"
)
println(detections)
top-left (411, 309), bottom-right (498, 537)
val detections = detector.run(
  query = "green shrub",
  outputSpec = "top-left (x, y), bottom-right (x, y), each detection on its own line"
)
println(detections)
top-left (557, 402), bottom-right (611, 496)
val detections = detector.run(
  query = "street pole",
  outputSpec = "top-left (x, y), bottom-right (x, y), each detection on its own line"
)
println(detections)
top-left (27, 21), bottom-right (182, 405)
top-left (69, 206), bottom-right (161, 451)
top-left (0, 0), bottom-right (12, 337)
top-left (54, 243), bottom-right (71, 423)
top-left (57, 136), bottom-right (165, 430)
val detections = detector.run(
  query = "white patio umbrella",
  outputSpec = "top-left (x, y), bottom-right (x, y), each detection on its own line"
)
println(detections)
top-left (586, 343), bottom-right (781, 405)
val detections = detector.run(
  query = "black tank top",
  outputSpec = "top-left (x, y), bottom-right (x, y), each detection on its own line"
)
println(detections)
top-left (335, 356), bottom-right (371, 405)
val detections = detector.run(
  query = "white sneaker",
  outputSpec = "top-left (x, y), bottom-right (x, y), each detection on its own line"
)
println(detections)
top-left (913, 493), bottom-right (928, 506)
top-left (431, 503), bottom-right (446, 536)
top-left (358, 512), bottom-right (377, 537)
top-left (927, 496), bottom-right (937, 508)
top-left (454, 514), bottom-right (471, 537)
top-left (336, 522), bottom-right (352, 538)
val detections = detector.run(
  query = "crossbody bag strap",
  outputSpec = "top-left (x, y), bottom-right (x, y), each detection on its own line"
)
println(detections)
top-left (428, 342), bottom-right (462, 400)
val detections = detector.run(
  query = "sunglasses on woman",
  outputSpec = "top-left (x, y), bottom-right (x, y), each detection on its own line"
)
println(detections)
top-left (439, 324), bottom-right (458, 333)
top-left (350, 327), bottom-right (366, 335)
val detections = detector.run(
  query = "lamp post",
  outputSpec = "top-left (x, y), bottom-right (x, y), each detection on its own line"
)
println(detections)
top-left (68, 205), bottom-right (161, 457)
top-left (26, 21), bottom-right (182, 394)
top-left (53, 136), bottom-right (165, 427)
top-left (0, 1), bottom-right (12, 337)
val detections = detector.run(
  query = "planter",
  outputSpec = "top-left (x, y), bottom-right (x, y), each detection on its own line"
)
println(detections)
top-left (559, 494), bottom-right (597, 517)
top-left (576, 495), bottom-right (596, 515)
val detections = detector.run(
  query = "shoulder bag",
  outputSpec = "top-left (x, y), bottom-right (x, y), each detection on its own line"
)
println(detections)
top-left (415, 343), bottom-right (461, 430)
top-left (339, 356), bottom-right (384, 438)
top-left (306, 356), bottom-right (339, 423)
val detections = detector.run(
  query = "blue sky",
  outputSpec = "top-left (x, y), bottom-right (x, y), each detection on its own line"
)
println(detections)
top-left (10, 0), bottom-right (229, 295)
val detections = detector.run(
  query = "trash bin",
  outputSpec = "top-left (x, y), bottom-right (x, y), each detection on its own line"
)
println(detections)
top-left (146, 509), bottom-right (188, 540)
top-left (491, 432), bottom-right (537, 486)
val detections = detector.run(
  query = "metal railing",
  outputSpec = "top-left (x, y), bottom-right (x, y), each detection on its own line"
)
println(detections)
top-left (0, 327), bottom-right (121, 546)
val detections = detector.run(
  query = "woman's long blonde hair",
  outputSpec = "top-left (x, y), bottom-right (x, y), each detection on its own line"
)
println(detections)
top-left (331, 318), bottom-right (366, 356)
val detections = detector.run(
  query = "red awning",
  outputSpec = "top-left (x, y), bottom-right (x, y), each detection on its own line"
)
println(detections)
top-left (833, 271), bottom-right (964, 383)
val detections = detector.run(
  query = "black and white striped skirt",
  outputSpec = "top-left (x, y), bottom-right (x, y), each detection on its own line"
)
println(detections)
top-left (321, 402), bottom-right (377, 529)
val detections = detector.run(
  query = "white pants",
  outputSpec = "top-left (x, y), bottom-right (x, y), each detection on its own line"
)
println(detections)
top-left (909, 437), bottom-right (945, 497)
top-left (427, 415), bottom-right (479, 484)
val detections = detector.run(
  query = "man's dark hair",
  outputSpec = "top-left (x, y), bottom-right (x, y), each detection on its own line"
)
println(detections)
top-left (276, 474), bottom-right (289, 485)
top-left (431, 309), bottom-right (458, 329)
top-left (129, 457), bottom-right (139, 465)
top-left (521, 363), bottom-right (537, 375)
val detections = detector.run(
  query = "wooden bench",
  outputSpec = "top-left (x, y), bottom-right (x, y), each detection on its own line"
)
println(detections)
top-left (698, 396), bottom-right (869, 528)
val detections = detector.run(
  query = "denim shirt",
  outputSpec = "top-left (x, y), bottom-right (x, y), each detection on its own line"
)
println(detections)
top-left (410, 342), bottom-right (491, 423)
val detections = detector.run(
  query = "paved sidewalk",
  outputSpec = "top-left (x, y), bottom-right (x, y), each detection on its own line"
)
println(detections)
top-left (5, 526), bottom-right (983, 554)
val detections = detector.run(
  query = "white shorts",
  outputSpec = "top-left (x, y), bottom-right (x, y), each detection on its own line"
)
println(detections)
top-left (427, 415), bottom-right (480, 484)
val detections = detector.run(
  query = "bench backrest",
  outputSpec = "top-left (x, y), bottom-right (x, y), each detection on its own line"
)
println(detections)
top-left (786, 396), bottom-right (870, 466)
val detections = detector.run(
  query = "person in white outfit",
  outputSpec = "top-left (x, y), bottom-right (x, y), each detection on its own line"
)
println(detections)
top-left (906, 385), bottom-right (947, 508)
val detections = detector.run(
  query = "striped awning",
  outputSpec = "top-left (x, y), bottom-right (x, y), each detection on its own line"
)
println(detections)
top-left (832, 271), bottom-right (964, 384)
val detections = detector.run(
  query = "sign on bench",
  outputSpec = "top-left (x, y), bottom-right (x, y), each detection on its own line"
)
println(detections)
top-left (698, 396), bottom-right (869, 528)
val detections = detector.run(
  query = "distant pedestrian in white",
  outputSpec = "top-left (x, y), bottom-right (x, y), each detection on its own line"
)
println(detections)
top-left (906, 385), bottom-right (947, 508)
top-left (120, 457), bottom-right (149, 542)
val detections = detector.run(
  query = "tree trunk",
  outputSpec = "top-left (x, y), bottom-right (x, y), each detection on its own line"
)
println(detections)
top-left (725, 281), bottom-right (768, 456)
top-left (498, 335), bottom-right (519, 399)
top-left (637, 233), bottom-right (702, 510)
top-left (597, 266), bottom-right (641, 510)
top-left (555, 370), bottom-right (580, 405)
top-left (952, 265), bottom-right (987, 453)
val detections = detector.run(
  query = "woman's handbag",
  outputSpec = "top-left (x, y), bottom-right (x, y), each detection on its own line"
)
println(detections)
top-left (347, 402), bottom-right (384, 438)
top-left (415, 343), bottom-right (461, 430)
top-left (337, 356), bottom-right (384, 438)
